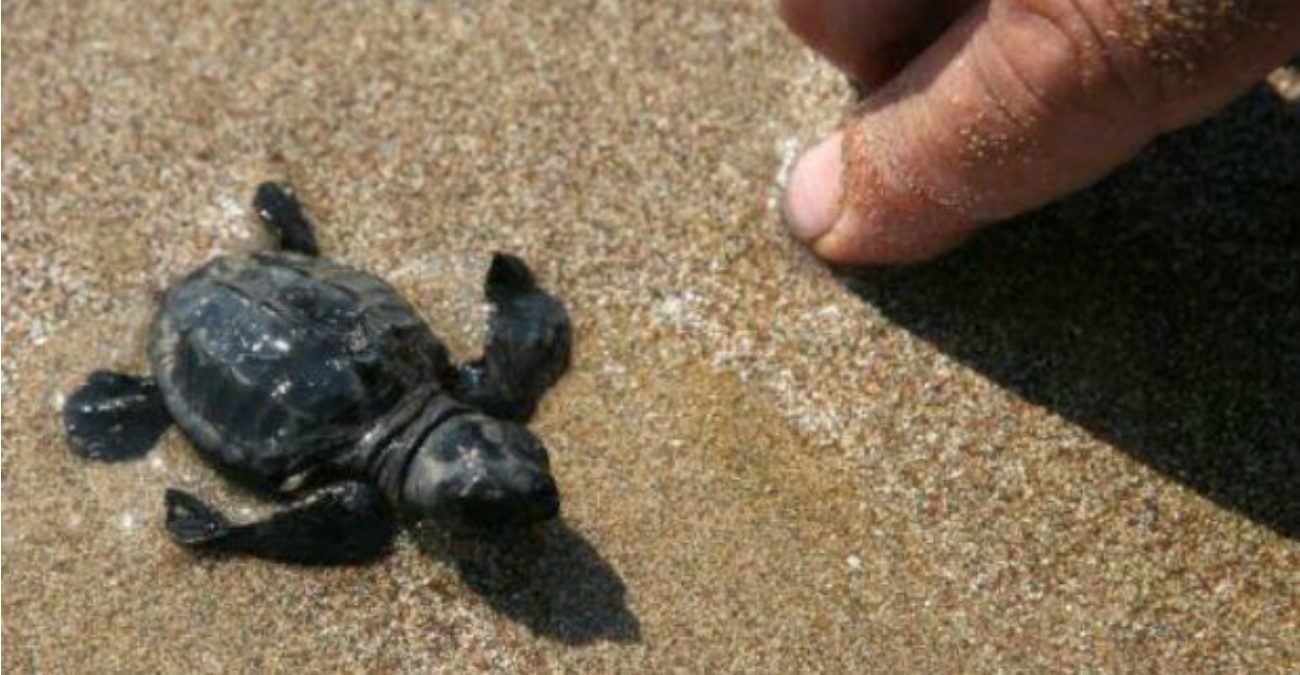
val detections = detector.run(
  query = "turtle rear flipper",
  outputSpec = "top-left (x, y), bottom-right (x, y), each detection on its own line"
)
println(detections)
top-left (456, 253), bottom-right (572, 421)
top-left (165, 482), bottom-right (395, 566)
top-left (63, 371), bottom-right (173, 462)
top-left (253, 182), bottom-right (320, 256)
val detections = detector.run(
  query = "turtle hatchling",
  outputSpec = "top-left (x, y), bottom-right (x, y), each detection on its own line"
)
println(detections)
top-left (63, 183), bottom-right (572, 565)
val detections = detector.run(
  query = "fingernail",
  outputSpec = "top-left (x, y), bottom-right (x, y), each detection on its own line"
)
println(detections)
top-left (784, 132), bottom-right (844, 243)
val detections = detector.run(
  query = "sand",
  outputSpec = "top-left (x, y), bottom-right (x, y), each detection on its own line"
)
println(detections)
top-left (3, 1), bottom-right (1297, 672)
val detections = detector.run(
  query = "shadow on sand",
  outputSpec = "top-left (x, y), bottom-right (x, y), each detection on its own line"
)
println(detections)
top-left (413, 518), bottom-right (641, 645)
top-left (841, 85), bottom-right (1298, 539)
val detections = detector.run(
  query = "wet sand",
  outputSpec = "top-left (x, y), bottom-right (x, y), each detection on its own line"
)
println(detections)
top-left (3, 1), bottom-right (1297, 672)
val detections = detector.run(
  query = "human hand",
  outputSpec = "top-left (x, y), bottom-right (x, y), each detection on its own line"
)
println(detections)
top-left (780, 0), bottom-right (1300, 264)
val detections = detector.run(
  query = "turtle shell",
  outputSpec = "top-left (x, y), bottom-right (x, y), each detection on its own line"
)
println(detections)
top-left (149, 251), bottom-right (453, 484)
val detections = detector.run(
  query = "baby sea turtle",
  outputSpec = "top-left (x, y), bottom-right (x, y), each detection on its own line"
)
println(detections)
top-left (62, 183), bottom-right (571, 565)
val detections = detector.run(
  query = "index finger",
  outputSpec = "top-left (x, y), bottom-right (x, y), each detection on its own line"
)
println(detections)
top-left (779, 0), bottom-right (976, 86)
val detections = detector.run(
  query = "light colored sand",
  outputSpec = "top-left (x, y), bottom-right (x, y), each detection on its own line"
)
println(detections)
top-left (4, 1), bottom-right (1297, 672)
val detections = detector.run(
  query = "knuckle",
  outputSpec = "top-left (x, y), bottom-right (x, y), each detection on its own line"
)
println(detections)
top-left (988, 0), bottom-right (1172, 123)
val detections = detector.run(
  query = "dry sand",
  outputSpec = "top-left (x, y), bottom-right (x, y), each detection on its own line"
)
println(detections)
top-left (3, 1), bottom-right (1297, 672)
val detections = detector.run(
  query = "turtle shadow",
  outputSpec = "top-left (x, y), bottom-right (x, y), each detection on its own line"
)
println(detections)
top-left (412, 519), bottom-right (641, 645)
top-left (839, 85), bottom-right (1299, 539)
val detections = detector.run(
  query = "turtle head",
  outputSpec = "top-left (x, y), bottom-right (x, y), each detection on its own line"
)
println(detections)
top-left (401, 412), bottom-right (559, 527)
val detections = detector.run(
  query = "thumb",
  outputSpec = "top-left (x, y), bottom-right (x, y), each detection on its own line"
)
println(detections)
top-left (786, 0), bottom-right (1300, 265)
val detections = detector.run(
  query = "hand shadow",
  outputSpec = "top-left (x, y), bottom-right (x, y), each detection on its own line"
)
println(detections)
top-left (840, 83), bottom-right (1299, 539)
top-left (412, 518), bottom-right (641, 645)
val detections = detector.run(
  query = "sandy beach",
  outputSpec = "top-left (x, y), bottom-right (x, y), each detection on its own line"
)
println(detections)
top-left (4, 1), bottom-right (1297, 672)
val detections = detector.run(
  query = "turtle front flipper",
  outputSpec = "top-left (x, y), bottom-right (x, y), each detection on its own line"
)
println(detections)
top-left (63, 371), bottom-right (173, 462)
top-left (165, 482), bottom-right (395, 565)
top-left (253, 182), bottom-right (320, 256)
top-left (456, 253), bottom-right (572, 422)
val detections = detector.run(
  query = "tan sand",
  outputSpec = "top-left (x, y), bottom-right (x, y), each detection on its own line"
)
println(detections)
top-left (4, 1), bottom-right (1297, 672)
